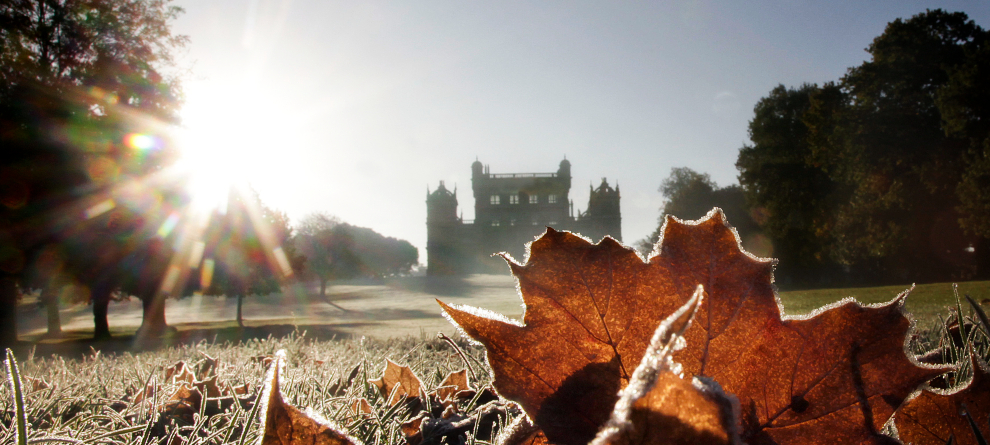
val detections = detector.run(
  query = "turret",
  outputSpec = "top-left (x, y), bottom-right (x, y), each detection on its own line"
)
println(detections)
top-left (472, 158), bottom-right (484, 179)
top-left (426, 181), bottom-right (458, 223)
top-left (585, 177), bottom-right (621, 241)
top-left (557, 157), bottom-right (571, 189)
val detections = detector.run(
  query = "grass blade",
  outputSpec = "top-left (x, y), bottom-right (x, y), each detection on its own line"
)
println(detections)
top-left (966, 295), bottom-right (990, 341)
top-left (237, 383), bottom-right (265, 445)
top-left (6, 349), bottom-right (28, 445)
top-left (81, 424), bottom-right (147, 444)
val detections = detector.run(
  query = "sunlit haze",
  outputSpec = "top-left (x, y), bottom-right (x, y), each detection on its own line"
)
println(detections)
top-left (172, 1), bottom-right (989, 259)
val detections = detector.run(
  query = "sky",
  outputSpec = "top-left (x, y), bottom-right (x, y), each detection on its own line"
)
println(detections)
top-left (169, 1), bottom-right (990, 262)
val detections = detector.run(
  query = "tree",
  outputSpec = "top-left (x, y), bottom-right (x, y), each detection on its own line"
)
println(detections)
top-left (343, 225), bottom-right (418, 278)
top-left (736, 84), bottom-right (841, 285)
top-left (295, 212), bottom-right (347, 297)
top-left (296, 213), bottom-right (419, 297)
top-left (638, 167), bottom-right (758, 256)
top-left (938, 32), bottom-right (990, 276)
top-left (204, 189), bottom-right (303, 327)
top-left (736, 10), bottom-right (990, 285)
top-left (0, 0), bottom-right (186, 347)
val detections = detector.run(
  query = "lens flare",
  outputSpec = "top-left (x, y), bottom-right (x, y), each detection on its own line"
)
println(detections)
top-left (156, 212), bottom-right (180, 238)
top-left (200, 258), bottom-right (215, 289)
top-left (273, 246), bottom-right (293, 277)
top-left (188, 241), bottom-right (206, 268)
top-left (84, 199), bottom-right (116, 219)
top-left (124, 133), bottom-right (158, 151)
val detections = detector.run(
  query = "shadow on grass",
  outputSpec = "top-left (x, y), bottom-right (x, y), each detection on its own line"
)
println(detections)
top-left (9, 322), bottom-right (376, 360)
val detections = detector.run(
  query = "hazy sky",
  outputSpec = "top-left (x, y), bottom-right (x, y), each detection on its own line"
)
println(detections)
top-left (170, 1), bottom-right (990, 261)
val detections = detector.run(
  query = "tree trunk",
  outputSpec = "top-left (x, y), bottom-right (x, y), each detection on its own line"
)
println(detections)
top-left (42, 286), bottom-right (61, 336)
top-left (136, 292), bottom-right (168, 341)
top-left (236, 294), bottom-right (244, 327)
top-left (320, 277), bottom-right (327, 297)
top-left (92, 286), bottom-right (112, 340)
top-left (0, 276), bottom-right (18, 349)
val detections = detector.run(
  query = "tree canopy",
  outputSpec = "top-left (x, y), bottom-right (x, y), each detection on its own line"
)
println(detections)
top-left (0, 0), bottom-right (188, 346)
top-left (202, 189), bottom-right (303, 327)
top-left (637, 167), bottom-right (758, 256)
top-left (736, 9), bottom-right (990, 286)
top-left (295, 213), bottom-right (418, 298)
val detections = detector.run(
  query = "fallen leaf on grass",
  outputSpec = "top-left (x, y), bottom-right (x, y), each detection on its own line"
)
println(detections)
top-left (401, 401), bottom-right (509, 445)
top-left (894, 353), bottom-right (990, 445)
top-left (349, 398), bottom-right (372, 418)
top-left (370, 359), bottom-right (425, 408)
top-left (259, 350), bottom-right (361, 445)
top-left (440, 208), bottom-right (947, 445)
top-left (591, 287), bottom-right (740, 445)
top-left (165, 361), bottom-right (196, 385)
top-left (24, 376), bottom-right (50, 391)
top-left (434, 369), bottom-right (471, 403)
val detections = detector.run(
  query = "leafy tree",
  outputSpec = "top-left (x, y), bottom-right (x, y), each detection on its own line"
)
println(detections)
top-left (736, 84), bottom-right (841, 285)
top-left (343, 225), bottom-right (418, 277)
top-left (296, 213), bottom-right (419, 297)
top-left (828, 10), bottom-right (984, 282)
top-left (638, 167), bottom-right (758, 256)
top-left (737, 10), bottom-right (990, 285)
top-left (938, 31), bottom-right (990, 276)
top-left (295, 212), bottom-right (349, 297)
top-left (0, 0), bottom-right (186, 347)
top-left (203, 189), bottom-right (303, 327)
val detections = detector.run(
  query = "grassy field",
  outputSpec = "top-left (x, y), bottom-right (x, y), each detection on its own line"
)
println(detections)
top-left (16, 276), bottom-right (988, 346)
top-left (1, 333), bottom-right (498, 444)
top-left (5, 277), bottom-right (990, 444)
top-left (777, 280), bottom-right (990, 321)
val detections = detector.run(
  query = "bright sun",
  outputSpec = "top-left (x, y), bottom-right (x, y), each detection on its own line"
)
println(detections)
top-left (174, 81), bottom-right (294, 213)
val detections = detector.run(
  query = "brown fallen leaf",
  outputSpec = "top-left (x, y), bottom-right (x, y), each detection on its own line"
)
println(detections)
top-left (196, 352), bottom-right (219, 378)
top-left (165, 361), bottom-right (196, 385)
top-left (24, 376), bottom-right (51, 391)
top-left (369, 359), bottom-right (425, 407)
top-left (259, 350), bottom-right (361, 445)
top-left (591, 287), bottom-right (740, 445)
top-left (349, 398), bottom-right (373, 420)
top-left (434, 369), bottom-right (471, 403)
top-left (194, 375), bottom-right (223, 398)
top-left (894, 353), bottom-right (990, 445)
top-left (439, 208), bottom-right (947, 445)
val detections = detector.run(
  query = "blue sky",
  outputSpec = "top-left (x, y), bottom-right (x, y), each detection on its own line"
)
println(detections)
top-left (171, 1), bottom-right (990, 260)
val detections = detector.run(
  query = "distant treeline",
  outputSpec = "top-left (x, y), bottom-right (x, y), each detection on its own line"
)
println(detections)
top-left (640, 10), bottom-right (990, 288)
top-left (294, 212), bottom-right (418, 298)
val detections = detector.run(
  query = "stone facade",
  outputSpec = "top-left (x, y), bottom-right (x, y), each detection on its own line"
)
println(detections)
top-left (426, 159), bottom-right (621, 275)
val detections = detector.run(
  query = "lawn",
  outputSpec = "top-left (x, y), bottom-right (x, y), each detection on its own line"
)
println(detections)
top-left (777, 280), bottom-right (990, 322)
top-left (15, 276), bottom-right (987, 346)
top-left (5, 277), bottom-right (989, 444)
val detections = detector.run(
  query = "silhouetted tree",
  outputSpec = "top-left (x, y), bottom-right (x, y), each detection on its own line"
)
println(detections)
top-left (638, 167), bottom-right (758, 255)
top-left (203, 189), bottom-right (303, 327)
top-left (0, 0), bottom-right (186, 347)
top-left (295, 212), bottom-right (346, 297)
top-left (295, 214), bottom-right (418, 297)
top-left (344, 225), bottom-right (419, 278)
top-left (737, 10), bottom-right (990, 285)
top-left (736, 84), bottom-right (840, 285)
